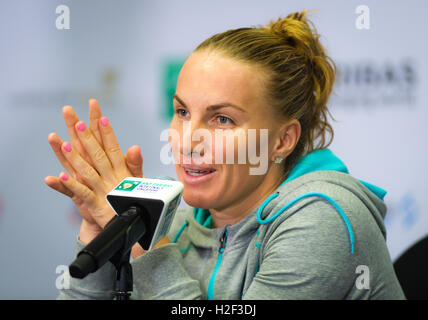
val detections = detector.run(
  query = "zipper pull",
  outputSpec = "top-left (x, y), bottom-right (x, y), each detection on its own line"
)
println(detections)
top-left (219, 228), bottom-right (228, 253)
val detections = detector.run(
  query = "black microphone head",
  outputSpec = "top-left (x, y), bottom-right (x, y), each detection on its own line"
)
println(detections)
top-left (69, 253), bottom-right (97, 279)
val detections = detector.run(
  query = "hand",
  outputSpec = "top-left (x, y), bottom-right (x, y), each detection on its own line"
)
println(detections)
top-left (48, 99), bottom-right (143, 180)
top-left (45, 99), bottom-right (144, 242)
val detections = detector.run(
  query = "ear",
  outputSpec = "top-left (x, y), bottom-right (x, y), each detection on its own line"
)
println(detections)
top-left (271, 119), bottom-right (301, 162)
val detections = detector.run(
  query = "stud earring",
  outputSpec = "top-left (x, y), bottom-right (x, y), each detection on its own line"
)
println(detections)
top-left (274, 157), bottom-right (283, 164)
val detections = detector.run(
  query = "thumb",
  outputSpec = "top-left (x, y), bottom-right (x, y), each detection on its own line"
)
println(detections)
top-left (125, 145), bottom-right (144, 178)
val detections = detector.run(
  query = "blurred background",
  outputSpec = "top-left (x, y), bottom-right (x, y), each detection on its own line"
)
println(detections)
top-left (0, 0), bottom-right (426, 299)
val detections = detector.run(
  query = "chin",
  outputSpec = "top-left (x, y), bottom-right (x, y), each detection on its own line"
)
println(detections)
top-left (176, 165), bottom-right (222, 208)
top-left (181, 189), bottom-right (216, 209)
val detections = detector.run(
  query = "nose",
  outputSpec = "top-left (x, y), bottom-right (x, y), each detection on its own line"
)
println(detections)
top-left (180, 120), bottom-right (209, 162)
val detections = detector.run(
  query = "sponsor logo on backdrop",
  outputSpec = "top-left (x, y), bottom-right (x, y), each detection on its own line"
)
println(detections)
top-left (331, 59), bottom-right (418, 108)
top-left (161, 58), bottom-right (186, 121)
top-left (6, 68), bottom-right (119, 108)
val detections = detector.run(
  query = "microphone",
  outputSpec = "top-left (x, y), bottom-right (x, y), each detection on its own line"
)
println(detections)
top-left (69, 177), bottom-right (184, 280)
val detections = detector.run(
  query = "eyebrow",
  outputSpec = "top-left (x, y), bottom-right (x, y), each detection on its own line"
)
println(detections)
top-left (173, 94), bottom-right (248, 113)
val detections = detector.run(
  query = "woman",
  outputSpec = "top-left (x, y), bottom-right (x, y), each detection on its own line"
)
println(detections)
top-left (46, 11), bottom-right (405, 299)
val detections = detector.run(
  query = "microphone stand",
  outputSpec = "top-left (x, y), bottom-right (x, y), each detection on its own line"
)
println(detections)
top-left (108, 206), bottom-right (146, 300)
top-left (69, 206), bottom-right (147, 300)
top-left (112, 245), bottom-right (133, 300)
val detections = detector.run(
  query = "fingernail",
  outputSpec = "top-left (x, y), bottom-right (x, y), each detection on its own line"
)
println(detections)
top-left (63, 142), bottom-right (72, 152)
top-left (100, 117), bottom-right (109, 127)
top-left (60, 172), bottom-right (69, 181)
top-left (76, 121), bottom-right (87, 132)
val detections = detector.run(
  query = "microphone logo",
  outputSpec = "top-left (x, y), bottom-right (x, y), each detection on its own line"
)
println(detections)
top-left (115, 180), bottom-right (141, 191)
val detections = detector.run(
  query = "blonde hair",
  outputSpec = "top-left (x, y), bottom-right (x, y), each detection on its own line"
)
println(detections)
top-left (194, 10), bottom-right (336, 177)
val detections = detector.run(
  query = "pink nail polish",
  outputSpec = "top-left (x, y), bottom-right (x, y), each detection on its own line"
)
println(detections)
top-left (63, 142), bottom-right (72, 152)
top-left (61, 173), bottom-right (69, 181)
top-left (100, 117), bottom-right (109, 127)
top-left (77, 121), bottom-right (87, 132)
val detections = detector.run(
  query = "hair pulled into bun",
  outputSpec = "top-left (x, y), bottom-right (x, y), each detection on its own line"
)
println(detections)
top-left (265, 11), bottom-right (335, 106)
top-left (265, 11), bottom-right (319, 53)
top-left (195, 10), bottom-right (336, 178)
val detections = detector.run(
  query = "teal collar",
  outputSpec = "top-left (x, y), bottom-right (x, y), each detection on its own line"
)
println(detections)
top-left (280, 149), bottom-right (348, 187)
top-left (280, 149), bottom-right (386, 200)
top-left (194, 208), bottom-right (213, 228)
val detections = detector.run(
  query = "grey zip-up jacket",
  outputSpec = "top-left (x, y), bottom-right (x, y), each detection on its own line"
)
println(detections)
top-left (58, 149), bottom-right (405, 300)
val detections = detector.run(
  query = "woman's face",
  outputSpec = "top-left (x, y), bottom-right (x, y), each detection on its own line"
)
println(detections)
top-left (169, 50), bottom-right (283, 211)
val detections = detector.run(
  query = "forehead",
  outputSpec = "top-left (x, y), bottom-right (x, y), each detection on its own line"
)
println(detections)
top-left (176, 50), bottom-right (268, 109)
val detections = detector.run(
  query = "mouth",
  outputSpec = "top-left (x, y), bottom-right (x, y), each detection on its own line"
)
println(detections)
top-left (184, 168), bottom-right (216, 176)
top-left (181, 165), bottom-right (217, 184)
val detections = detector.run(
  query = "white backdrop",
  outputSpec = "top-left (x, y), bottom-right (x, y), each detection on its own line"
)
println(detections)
top-left (0, 0), bottom-right (426, 299)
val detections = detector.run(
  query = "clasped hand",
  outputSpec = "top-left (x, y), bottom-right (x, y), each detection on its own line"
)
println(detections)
top-left (45, 99), bottom-right (144, 247)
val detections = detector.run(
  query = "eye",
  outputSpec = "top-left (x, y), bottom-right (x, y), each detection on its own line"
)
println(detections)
top-left (216, 115), bottom-right (234, 125)
top-left (175, 108), bottom-right (189, 118)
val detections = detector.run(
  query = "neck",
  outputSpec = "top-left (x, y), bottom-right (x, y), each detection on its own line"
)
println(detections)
top-left (209, 167), bottom-right (286, 228)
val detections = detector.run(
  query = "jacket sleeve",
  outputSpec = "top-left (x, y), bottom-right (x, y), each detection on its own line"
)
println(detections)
top-left (57, 239), bottom-right (116, 300)
top-left (57, 240), bottom-right (203, 300)
top-left (242, 199), bottom-right (357, 300)
top-left (130, 243), bottom-right (203, 299)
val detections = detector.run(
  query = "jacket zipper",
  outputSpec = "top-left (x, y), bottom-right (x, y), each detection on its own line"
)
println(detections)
top-left (207, 227), bottom-right (228, 300)
top-left (219, 229), bottom-right (227, 253)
